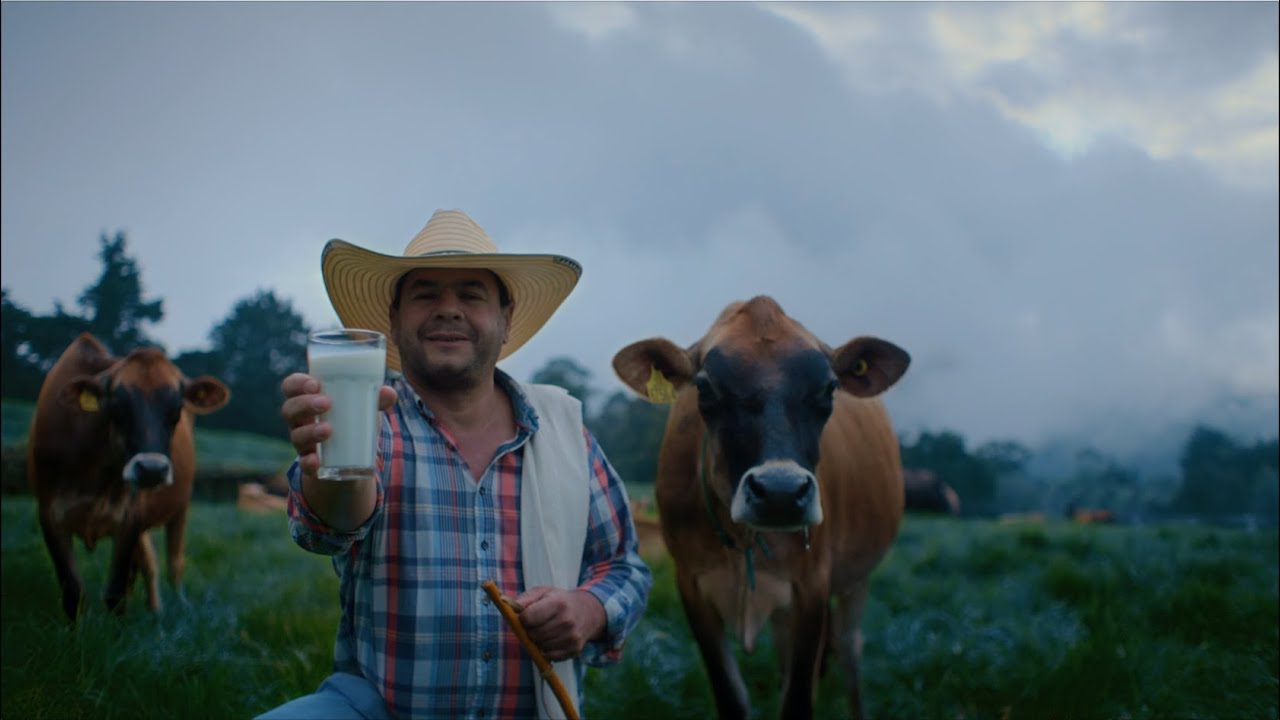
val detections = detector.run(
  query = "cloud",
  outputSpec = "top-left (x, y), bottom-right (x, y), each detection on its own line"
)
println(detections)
top-left (1, 1), bottom-right (1275, 457)
top-left (548, 2), bottom-right (637, 43)
top-left (763, 2), bottom-right (1279, 190)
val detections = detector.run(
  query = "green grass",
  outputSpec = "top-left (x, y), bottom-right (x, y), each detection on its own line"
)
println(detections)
top-left (1, 497), bottom-right (338, 719)
top-left (2, 498), bottom-right (1276, 719)
top-left (1, 399), bottom-right (36, 447)
top-left (189, 428), bottom-right (296, 475)
top-left (2, 399), bottom-right (294, 475)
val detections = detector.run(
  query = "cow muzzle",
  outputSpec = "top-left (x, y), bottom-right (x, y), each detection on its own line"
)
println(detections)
top-left (123, 453), bottom-right (174, 489)
top-left (729, 459), bottom-right (822, 530)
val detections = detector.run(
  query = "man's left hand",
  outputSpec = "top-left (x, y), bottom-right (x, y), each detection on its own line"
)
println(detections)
top-left (514, 587), bottom-right (607, 662)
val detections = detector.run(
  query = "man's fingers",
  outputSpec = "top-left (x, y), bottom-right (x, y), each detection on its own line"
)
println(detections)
top-left (514, 585), bottom-right (553, 611)
top-left (290, 421), bottom-right (331, 456)
top-left (281, 373), bottom-right (321, 398)
top-left (378, 386), bottom-right (397, 411)
top-left (296, 451), bottom-right (322, 475)
top-left (282, 393), bottom-right (330, 429)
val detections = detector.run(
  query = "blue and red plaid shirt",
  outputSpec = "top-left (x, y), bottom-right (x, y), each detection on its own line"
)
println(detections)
top-left (286, 370), bottom-right (652, 719)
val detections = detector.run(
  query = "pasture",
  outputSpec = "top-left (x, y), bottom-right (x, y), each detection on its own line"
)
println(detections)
top-left (1, 496), bottom-right (1276, 719)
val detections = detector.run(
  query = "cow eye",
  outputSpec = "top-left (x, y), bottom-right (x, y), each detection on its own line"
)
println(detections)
top-left (812, 379), bottom-right (838, 408)
top-left (695, 375), bottom-right (721, 410)
top-left (109, 394), bottom-right (130, 419)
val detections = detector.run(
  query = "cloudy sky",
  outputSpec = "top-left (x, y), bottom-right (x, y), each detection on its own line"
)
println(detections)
top-left (3, 2), bottom-right (1277, 455)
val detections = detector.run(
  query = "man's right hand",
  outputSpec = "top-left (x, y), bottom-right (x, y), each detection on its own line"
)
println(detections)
top-left (280, 372), bottom-right (397, 477)
top-left (280, 372), bottom-right (396, 531)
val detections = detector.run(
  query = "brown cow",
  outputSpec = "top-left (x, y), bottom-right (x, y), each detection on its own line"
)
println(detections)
top-left (903, 467), bottom-right (962, 516)
top-left (27, 333), bottom-right (229, 621)
top-left (613, 297), bottom-right (909, 720)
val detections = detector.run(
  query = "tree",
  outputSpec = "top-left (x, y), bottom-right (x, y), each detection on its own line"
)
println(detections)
top-left (529, 356), bottom-right (595, 406)
top-left (1171, 426), bottom-right (1277, 519)
top-left (1059, 447), bottom-right (1138, 517)
top-left (526, 356), bottom-right (670, 490)
top-left (1, 289), bottom-right (44, 400)
top-left (190, 289), bottom-right (310, 439)
top-left (0, 232), bottom-right (161, 401)
top-left (900, 430), bottom-right (997, 512)
top-left (2, 292), bottom-right (90, 391)
top-left (589, 390), bottom-right (670, 489)
top-left (975, 440), bottom-right (1031, 477)
top-left (77, 231), bottom-right (163, 352)
top-left (171, 349), bottom-right (224, 382)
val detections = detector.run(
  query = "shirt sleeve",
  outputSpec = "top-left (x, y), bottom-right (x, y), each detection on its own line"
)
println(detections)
top-left (285, 412), bottom-right (391, 556)
top-left (576, 426), bottom-right (654, 666)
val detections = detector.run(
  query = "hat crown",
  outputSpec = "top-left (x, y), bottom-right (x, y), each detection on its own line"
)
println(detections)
top-left (404, 209), bottom-right (499, 257)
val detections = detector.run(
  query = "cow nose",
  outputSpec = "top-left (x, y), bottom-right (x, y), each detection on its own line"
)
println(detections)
top-left (732, 460), bottom-right (821, 529)
top-left (124, 453), bottom-right (173, 488)
top-left (744, 468), bottom-right (814, 503)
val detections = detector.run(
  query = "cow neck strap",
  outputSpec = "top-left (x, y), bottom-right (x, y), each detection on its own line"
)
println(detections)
top-left (698, 431), bottom-right (772, 592)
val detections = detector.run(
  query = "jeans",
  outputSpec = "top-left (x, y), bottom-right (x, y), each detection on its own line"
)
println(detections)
top-left (255, 672), bottom-right (392, 720)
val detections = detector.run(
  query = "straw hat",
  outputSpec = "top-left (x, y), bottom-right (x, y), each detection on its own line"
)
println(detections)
top-left (321, 209), bottom-right (582, 371)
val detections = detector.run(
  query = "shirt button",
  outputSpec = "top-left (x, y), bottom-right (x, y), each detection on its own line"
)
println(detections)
top-left (482, 650), bottom-right (492, 662)
top-left (479, 486), bottom-right (487, 496)
top-left (481, 540), bottom-right (490, 551)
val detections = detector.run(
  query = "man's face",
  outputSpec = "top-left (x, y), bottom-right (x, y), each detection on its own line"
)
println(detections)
top-left (389, 268), bottom-right (513, 391)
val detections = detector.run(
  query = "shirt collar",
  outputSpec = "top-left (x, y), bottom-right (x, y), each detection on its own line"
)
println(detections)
top-left (387, 368), bottom-right (541, 436)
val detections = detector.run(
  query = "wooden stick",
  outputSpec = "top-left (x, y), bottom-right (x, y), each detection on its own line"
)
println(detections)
top-left (481, 580), bottom-right (580, 720)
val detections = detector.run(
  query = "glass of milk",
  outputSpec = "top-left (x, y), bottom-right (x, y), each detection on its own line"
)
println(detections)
top-left (308, 329), bottom-right (386, 481)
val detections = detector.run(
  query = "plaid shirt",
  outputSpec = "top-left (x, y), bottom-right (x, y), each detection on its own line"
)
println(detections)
top-left (286, 370), bottom-right (652, 720)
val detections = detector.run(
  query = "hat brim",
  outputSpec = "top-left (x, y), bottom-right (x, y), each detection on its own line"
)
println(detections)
top-left (321, 239), bottom-right (582, 372)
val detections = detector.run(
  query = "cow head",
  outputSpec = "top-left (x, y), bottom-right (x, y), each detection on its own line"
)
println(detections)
top-left (614, 296), bottom-right (909, 530)
top-left (59, 348), bottom-right (230, 489)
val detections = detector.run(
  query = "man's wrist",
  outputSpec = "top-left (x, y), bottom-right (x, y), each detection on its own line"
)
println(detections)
top-left (577, 589), bottom-right (609, 641)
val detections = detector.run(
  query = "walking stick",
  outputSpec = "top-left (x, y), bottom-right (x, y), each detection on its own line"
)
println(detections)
top-left (481, 580), bottom-right (580, 720)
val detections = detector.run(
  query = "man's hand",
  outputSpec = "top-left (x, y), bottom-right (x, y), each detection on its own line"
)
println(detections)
top-left (514, 586), bottom-right (607, 662)
top-left (280, 372), bottom-right (397, 476)
top-left (279, 372), bottom-right (396, 531)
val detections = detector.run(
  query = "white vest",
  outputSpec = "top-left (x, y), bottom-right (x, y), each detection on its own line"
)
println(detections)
top-left (517, 383), bottom-right (590, 720)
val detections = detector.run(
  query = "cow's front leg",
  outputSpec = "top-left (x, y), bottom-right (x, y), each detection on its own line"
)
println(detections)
top-left (132, 530), bottom-right (161, 611)
top-left (105, 526), bottom-right (143, 615)
top-left (38, 505), bottom-right (84, 622)
top-left (164, 506), bottom-right (189, 597)
top-left (779, 586), bottom-right (830, 720)
top-left (677, 569), bottom-right (750, 720)
top-left (831, 580), bottom-right (871, 720)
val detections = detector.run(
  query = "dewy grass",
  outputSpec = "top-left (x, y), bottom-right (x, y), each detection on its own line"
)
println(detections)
top-left (3, 500), bottom-right (1277, 719)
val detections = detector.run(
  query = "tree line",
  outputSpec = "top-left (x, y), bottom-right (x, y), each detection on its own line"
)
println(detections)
top-left (3, 232), bottom-right (1276, 525)
top-left (2, 232), bottom-right (308, 439)
top-left (526, 355), bottom-right (1279, 526)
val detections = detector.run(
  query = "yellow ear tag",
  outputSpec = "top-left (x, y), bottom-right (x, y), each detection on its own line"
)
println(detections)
top-left (79, 390), bottom-right (100, 412)
top-left (852, 358), bottom-right (869, 377)
top-left (646, 366), bottom-right (677, 404)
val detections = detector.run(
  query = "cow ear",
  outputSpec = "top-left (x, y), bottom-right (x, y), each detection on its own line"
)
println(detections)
top-left (184, 377), bottom-right (231, 414)
top-left (59, 375), bottom-right (105, 413)
top-left (612, 338), bottom-right (697, 403)
top-left (831, 337), bottom-right (910, 398)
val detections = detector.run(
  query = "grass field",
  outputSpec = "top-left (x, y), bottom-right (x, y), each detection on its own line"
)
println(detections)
top-left (2, 497), bottom-right (1276, 719)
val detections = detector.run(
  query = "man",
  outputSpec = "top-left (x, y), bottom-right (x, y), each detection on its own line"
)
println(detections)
top-left (260, 210), bottom-right (652, 720)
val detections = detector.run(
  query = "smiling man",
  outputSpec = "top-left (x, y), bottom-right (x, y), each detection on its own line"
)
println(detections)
top-left (261, 209), bottom-right (652, 720)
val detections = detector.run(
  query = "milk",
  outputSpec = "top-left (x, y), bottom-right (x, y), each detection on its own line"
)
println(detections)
top-left (308, 341), bottom-right (385, 480)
